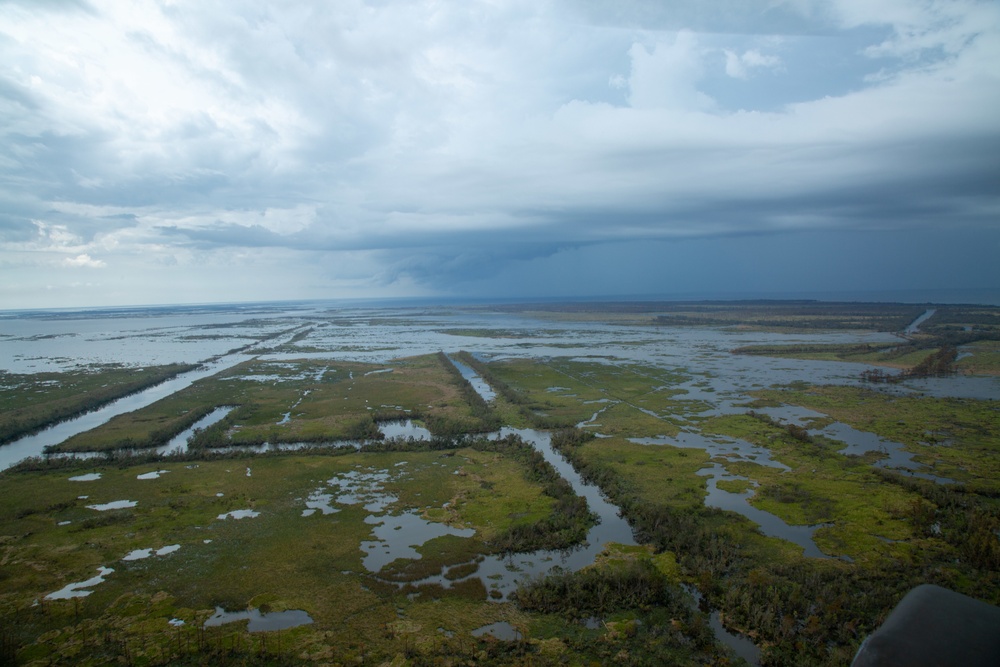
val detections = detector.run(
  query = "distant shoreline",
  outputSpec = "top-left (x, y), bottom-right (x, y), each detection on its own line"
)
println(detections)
top-left (4, 289), bottom-right (1000, 316)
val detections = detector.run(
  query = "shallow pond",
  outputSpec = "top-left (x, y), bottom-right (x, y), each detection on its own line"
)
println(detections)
top-left (204, 607), bottom-right (314, 632)
top-left (87, 500), bottom-right (137, 511)
top-left (471, 621), bottom-right (522, 641)
top-left (379, 419), bottom-right (433, 440)
top-left (45, 567), bottom-right (114, 600)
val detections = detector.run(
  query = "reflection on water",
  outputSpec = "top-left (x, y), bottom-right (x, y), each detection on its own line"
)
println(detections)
top-left (362, 511), bottom-right (476, 572)
top-left (0, 357), bottom-right (253, 470)
top-left (313, 465), bottom-right (476, 573)
top-left (379, 419), bottom-right (432, 440)
top-left (399, 427), bottom-right (638, 600)
top-left (45, 566), bottom-right (114, 600)
top-left (122, 544), bottom-right (180, 561)
top-left (8, 302), bottom-right (997, 660)
top-left (711, 611), bottom-right (761, 666)
top-left (818, 421), bottom-right (955, 484)
top-left (684, 584), bottom-right (762, 666)
top-left (4, 303), bottom-right (996, 472)
top-left (87, 500), bottom-right (137, 511)
top-left (471, 621), bottom-right (522, 640)
top-left (698, 464), bottom-right (830, 559)
top-left (217, 509), bottom-right (260, 520)
top-left (628, 429), bottom-right (834, 557)
top-left (448, 355), bottom-right (496, 401)
top-left (905, 309), bottom-right (936, 335)
top-left (204, 607), bottom-right (313, 632)
top-left (630, 430), bottom-right (790, 471)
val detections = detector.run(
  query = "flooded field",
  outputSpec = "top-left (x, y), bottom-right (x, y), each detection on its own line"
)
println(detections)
top-left (1, 300), bottom-right (998, 666)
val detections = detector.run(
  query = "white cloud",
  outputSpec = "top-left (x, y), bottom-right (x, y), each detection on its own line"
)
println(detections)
top-left (627, 31), bottom-right (715, 111)
top-left (724, 48), bottom-right (782, 79)
top-left (62, 253), bottom-right (106, 268)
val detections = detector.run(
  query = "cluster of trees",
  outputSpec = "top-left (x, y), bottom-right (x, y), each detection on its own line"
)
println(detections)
top-left (514, 559), bottom-right (686, 620)
top-left (655, 303), bottom-right (924, 331)
top-left (733, 343), bottom-right (889, 357)
top-left (745, 411), bottom-right (816, 445)
top-left (861, 345), bottom-right (958, 383)
top-left (921, 306), bottom-right (1000, 341)
top-left (874, 468), bottom-right (1000, 571)
top-left (907, 345), bottom-right (958, 377)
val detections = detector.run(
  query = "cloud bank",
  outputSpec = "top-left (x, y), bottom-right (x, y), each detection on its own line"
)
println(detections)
top-left (1, 0), bottom-right (998, 307)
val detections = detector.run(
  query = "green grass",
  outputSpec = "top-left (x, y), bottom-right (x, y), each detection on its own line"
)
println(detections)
top-left (54, 354), bottom-right (491, 452)
top-left (697, 410), bottom-right (996, 564)
top-left (0, 363), bottom-right (196, 444)
top-left (0, 445), bottom-right (582, 664)
top-left (958, 340), bottom-right (1000, 375)
top-left (486, 357), bottom-right (688, 435)
top-left (576, 437), bottom-right (710, 511)
top-left (750, 385), bottom-right (1000, 492)
top-left (6, 336), bottom-right (998, 665)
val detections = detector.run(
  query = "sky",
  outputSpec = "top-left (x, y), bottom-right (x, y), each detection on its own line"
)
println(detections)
top-left (1, 0), bottom-right (999, 309)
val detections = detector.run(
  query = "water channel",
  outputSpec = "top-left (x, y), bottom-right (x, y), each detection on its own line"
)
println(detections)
top-left (0, 326), bottom-right (308, 470)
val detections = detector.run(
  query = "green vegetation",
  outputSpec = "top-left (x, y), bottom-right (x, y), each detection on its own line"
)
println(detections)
top-left (699, 412), bottom-right (921, 562)
top-left (460, 353), bottom-right (686, 435)
top-left (359, 433), bottom-right (597, 553)
top-left (0, 364), bottom-right (197, 445)
top-left (469, 300), bottom-right (936, 331)
top-left (750, 385), bottom-right (1000, 491)
top-left (548, 423), bottom-right (1000, 666)
top-left (652, 301), bottom-right (927, 331)
top-left (0, 438), bottom-right (596, 665)
top-left (4, 300), bottom-right (1000, 666)
top-left (730, 303), bottom-right (1000, 377)
top-left (734, 343), bottom-right (966, 382)
top-left (53, 354), bottom-right (496, 453)
top-left (512, 546), bottom-right (726, 665)
top-left (957, 340), bottom-right (1000, 375)
top-left (920, 304), bottom-right (1000, 342)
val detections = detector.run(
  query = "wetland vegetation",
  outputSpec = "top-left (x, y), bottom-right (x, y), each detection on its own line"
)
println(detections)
top-left (1, 299), bottom-right (998, 665)
top-left (0, 364), bottom-right (197, 446)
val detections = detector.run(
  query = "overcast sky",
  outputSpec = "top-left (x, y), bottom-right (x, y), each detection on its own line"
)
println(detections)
top-left (1, 0), bottom-right (998, 309)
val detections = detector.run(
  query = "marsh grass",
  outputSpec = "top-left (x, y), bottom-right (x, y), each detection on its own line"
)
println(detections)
top-left (485, 357), bottom-right (690, 436)
top-left (957, 340), bottom-right (1000, 375)
top-left (53, 354), bottom-right (494, 452)
top-left (0, 363), bottom-right (196, 445)
top-left (575, 437), bottom-right (710, 510)
top-left (6, 334), bottom-right (998, 665)
top-left (699, 413), bottom-right (927, 563)
top-left (751, 385), bottom-right (1000, 491)
top-left (0, 441), bottom-right (587, 664)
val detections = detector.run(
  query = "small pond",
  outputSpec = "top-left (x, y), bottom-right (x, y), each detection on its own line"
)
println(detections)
top-left (204, 607), bottom-right (314, 632)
